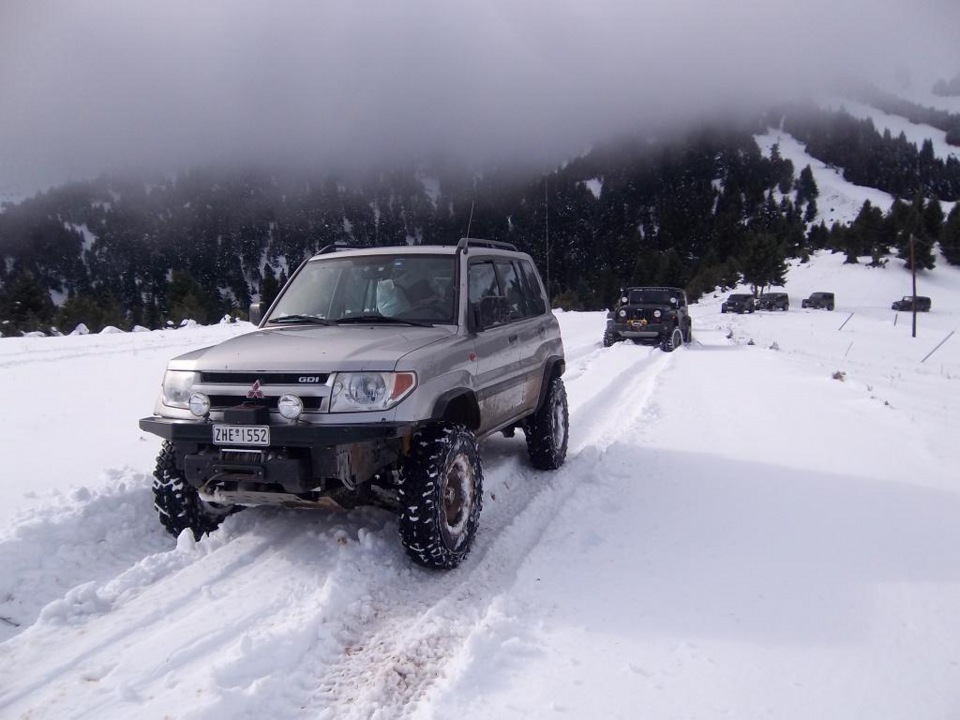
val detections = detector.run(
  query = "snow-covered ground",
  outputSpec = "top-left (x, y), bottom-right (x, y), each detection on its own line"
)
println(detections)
top-left (1, 247), bottom-right (959, 719)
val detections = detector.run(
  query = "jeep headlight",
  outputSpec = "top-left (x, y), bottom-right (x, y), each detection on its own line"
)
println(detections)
top-left (330, 371), bottom-right (416, 412)
top-left (161, 370), bottom-right (199, 409)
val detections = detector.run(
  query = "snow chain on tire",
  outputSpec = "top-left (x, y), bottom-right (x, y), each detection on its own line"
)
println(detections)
top-left (661, 326), bottom-right (683, 353)
top-left (525, 376), bottom-right (569, 470)
top-left (398, 423), bottom-right (483, 569)
top-left (152, 441), bottom-right (236, 540)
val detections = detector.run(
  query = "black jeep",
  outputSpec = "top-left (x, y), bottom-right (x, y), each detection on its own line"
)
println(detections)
top-left (801, 292), bottom-right (835, 310)
top-left (891, 295), bottom-right (931, 312)
top-left (757, 292), bottom-right (789, 311)
top-left (603, 286), bottom-right (692, 352)
top-left (721, 293), bottom-right (756, 314)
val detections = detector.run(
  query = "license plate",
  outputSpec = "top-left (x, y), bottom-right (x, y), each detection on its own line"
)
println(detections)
top-left (213, 425), bottom-right (270, 446)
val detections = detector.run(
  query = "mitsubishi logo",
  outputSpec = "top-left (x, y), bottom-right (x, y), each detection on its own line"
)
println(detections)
top-left (246, 379), bottom-right (264, 399)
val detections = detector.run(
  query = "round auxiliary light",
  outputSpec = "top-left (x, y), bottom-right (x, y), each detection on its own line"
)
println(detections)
top-left (188, 392), bottom-right (211, 417)
top-left (618, 309), bottom-right (627, 318)
top-left (653, 310), bottom-right (662, 318)
top-left (277, 394), bottom-right (304, 420)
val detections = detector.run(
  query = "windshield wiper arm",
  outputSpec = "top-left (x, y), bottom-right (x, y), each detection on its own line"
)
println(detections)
top-left (269, 314), bottom-right (335, 325)
top-left (335, 313), bottom-right (433, 327)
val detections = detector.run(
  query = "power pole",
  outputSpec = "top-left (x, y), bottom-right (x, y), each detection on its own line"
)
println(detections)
top-left (910, 233), bottom-right (917, 338)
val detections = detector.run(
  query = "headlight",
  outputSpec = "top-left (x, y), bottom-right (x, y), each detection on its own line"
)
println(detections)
top-left (653, 310), bottom-right (662, 318)
top-left (161, 371), bottom-right (199, 409)
top-left (330, 372), bottom-right (416, 412)
top-left (618, 309), bottom-right (627, 318)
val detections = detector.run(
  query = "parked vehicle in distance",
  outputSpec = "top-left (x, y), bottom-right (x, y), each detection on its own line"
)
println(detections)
top-left (602, 286), bottom-right (692, 351)
top-left (801, 292), bottom-right (835, 311)
top-left (721, 293), bottom-right (756, 314)
top-left (757, 292), bottom-right (789, 311)
top-left (891, 295), bottom-right (931, 312)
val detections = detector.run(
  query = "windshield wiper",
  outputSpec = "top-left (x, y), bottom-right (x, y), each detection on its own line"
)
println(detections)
top-left (335, 313), bottom-right (433, 328)
top-left (269, 314), bottom-right (335, 326)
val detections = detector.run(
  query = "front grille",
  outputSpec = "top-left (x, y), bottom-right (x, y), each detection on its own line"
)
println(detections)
top-left (208, 395), bottom-right (324, 411)
top-left (200, 372), bottom-right (330, 385)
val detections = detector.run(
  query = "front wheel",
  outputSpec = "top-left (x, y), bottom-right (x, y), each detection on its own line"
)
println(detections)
top-left (398, 423), bottom-right (483, 569)
top-left (602, 329), bottom-right (618, 347)
top-left (525, 376), bottom-right (569, 470)
top-left (152, 441), bottom-right (238, 540)
top-left (661, 326), bottom-right (683, 353)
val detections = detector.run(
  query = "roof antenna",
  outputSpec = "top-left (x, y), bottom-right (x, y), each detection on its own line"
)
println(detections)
top-left (465, 200), bottom-right (475, 239)
top-left (544, 175), bottom-right (550, 299)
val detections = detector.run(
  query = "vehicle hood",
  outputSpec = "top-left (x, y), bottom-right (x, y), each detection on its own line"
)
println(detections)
top-left (167, 325), bottom-right (456, 373)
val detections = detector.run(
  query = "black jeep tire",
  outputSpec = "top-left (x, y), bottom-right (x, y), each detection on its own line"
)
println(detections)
top-left (398, 423), bottom-right (483, 569)
top-left (661, 326), bottom-right (683, 353)
top-left (152, 441), bottom-right (237, 540)
top-left (525, 376), bottom-right (569, 470)
top-left (683, 323), bottom-right (693, 344)
top-left (602, 329), bottom-right (618, 347)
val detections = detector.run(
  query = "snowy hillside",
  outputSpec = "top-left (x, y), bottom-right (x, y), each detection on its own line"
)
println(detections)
top-left (2, 248), bottom-right (959, 719)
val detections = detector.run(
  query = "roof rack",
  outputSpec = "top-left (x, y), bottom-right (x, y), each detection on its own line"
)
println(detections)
top-left (316, 242), bottom-right (361, 255)
top-left (456, 237), bottom-right (518, 253)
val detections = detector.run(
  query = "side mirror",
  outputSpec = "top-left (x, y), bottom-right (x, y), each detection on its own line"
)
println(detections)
top-left (249, 302), bottom-right (264, 325)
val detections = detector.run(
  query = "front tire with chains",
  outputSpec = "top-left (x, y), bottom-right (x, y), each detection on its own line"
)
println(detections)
top-left (398, 423), bottom-right (483, 569)
top-left (152, 441), bottom-right (237, 540)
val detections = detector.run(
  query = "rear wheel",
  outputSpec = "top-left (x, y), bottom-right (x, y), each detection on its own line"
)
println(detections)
top-left (152, 441), bottom-right (237, 540)
top-left (525, 376), bottom-right (569, 470)
top-left (398, 423), bottom-right (482, 569)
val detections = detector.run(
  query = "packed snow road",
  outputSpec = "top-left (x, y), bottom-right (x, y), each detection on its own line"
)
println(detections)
top-left (0, 312), bottom-right (674, 719)
top-left (3, 279), bottom-right (960, 719)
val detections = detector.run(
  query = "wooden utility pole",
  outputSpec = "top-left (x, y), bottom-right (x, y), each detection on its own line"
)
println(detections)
top-left (910, 233), bottom-right (917, 338)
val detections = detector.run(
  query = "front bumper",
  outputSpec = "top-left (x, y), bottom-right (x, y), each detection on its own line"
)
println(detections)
top-left (139, 416), bottom-right (409, 446)
top-left (610, 322), bottom-right (667, 339)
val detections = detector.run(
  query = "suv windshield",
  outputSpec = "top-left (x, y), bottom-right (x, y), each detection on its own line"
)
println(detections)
top-left (728, 294), bottom-right (750, 301)
top-left (627, 289), bottom-right (676, 305)
top-left (267, 254), bottom-right (457, 325)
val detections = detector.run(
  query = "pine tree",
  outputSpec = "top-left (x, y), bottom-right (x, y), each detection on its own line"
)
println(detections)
top-left (940, 204), bottom-right (960, 265)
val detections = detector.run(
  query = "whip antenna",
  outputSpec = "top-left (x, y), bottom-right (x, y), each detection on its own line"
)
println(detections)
top-left (465, 201), bottom-right (475, 239)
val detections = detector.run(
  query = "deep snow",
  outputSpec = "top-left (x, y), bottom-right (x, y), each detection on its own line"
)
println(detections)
top-left (1, 246), bottom-right (959, 719)
top-left (4, 100), bottom-right (960, 716)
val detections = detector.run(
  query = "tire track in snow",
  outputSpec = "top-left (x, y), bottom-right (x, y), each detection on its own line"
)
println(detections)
top-left (302, 343), bottom-right (679, 719)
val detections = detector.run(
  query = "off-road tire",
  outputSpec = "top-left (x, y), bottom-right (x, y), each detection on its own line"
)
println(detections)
top-left (398, 423), bottom-right (483, 569)
top-left (602, 329), bottom-right (618, 347)
top-left (152, 441), bottom-right (237, 540)
top-left (525, 376), bottom-right (569, 470)
top-left (661, 326), bottom-right (683, 353)
top-left (683, 323), bottom-right (693, 344)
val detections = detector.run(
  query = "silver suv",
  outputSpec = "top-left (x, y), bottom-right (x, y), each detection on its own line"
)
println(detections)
top-left (139, 239), bottom-right (568, 568)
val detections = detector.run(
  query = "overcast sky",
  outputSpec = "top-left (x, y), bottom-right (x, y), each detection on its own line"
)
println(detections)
top-left (1, 0), bottom-right (958, 195)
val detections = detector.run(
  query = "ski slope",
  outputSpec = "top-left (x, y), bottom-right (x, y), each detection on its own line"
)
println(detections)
top-left (2, 251), bottom-right (960, 719)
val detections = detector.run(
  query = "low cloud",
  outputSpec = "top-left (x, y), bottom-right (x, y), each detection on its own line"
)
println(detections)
top-left (1, 0), bottom-right (958, 193)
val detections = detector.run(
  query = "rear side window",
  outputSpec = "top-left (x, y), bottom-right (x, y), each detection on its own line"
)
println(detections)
top-left (519, 260), bottom-right (547, 316)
